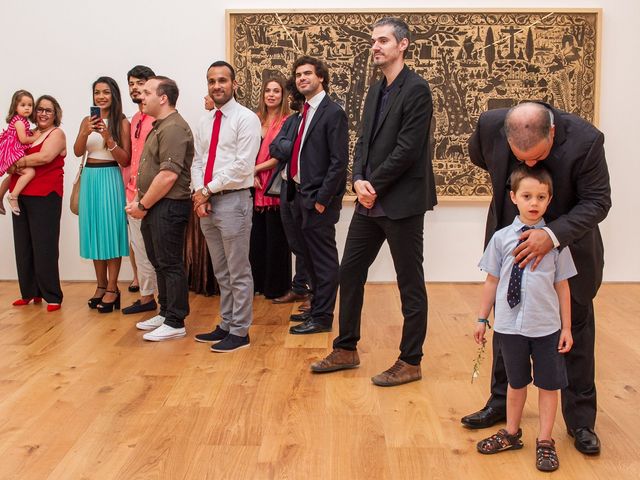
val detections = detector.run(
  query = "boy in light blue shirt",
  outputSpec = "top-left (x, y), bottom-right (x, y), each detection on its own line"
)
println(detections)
top-left (473, 164), bottom-right (576, 472)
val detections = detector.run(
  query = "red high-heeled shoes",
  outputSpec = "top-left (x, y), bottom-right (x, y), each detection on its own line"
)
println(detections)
top-left (12, 297), bottom-right (42, 306)
top-left (47, 304), bottom-right (61, 312)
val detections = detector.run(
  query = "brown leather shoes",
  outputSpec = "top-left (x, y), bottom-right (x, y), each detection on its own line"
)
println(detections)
top-left (371, 360), bottom-right (421, 386)
top-left (272, 291), bottom-right (310, 304)
top-left (298, 298), bottom-right (311, 312)
top-left (310, 348), bottom-right (360, 373)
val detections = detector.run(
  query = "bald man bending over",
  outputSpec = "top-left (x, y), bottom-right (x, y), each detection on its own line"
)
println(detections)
top-left (462, 102), bottom-right (611, 455)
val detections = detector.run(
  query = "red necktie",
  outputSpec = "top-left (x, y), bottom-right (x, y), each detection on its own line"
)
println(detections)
top-left (203, 110), bottom-right (223, 185)
top-left (289, 102), bottom-right (310, 181)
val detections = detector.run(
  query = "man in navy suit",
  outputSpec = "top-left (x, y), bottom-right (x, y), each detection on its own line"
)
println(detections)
top-left (311, 17), bottom-right (436, 386)
top-left (286, 56), bottom-right (349, 335)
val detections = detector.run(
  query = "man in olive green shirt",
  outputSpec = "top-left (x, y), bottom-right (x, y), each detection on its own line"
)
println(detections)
top-left (126, 76), bottom-right (194, 341)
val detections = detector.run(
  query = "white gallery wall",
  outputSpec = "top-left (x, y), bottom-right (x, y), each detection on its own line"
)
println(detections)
top-left (0, 0), bottom-right (638, 282)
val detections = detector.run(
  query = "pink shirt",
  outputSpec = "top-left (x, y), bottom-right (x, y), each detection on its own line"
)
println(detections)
top-left (124, 111), bottom-right (154, 202)
top-left (254, 115), bottom-right (287, 209)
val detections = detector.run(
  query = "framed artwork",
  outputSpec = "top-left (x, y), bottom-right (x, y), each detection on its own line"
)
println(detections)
top-left (227, 9), bottom-right (601, 199)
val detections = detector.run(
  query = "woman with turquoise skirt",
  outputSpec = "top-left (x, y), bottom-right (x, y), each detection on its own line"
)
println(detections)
top-left (73, 76), bottom-right (131, 313)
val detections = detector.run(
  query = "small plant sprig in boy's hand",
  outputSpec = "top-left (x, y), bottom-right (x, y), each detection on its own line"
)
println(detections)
top-left (472, 318), bottom-right (492, 383)
top-left (558, 327), bottom-right (573, 353)
top-left (473, 274), bottom-right (498, 383)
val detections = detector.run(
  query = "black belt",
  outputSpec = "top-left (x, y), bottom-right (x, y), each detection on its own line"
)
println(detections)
top-left (211, 187), bottom-right (250, 197)
top-left (85, 161), bottom-right (119, 168)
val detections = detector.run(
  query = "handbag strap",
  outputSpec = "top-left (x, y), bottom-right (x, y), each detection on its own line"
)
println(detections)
top-left (73, 152), bottom-right (87, 185)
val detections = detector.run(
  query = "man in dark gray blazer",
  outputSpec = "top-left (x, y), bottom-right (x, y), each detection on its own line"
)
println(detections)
top-left (311, 17), bottom-right (436, 386)
top-left (461, 102), bottom-right (611, 455)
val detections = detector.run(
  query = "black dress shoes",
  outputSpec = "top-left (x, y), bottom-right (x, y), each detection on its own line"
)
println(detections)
top-left (122, 299), bottom-right (158, 315)
top-left (568, 427), bottom-right (601, 455)
top-left (290, 312), bottom-right (311, 322)
top-left (289, 319), bottom-right (332, 335)
top-left (460, 406), bottom-right (506, 429)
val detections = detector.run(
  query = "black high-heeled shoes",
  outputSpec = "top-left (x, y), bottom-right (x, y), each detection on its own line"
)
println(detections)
top-left (97, 290), bottom-right (121, 314)
top-left (88, 286), bottom-right (107, 309)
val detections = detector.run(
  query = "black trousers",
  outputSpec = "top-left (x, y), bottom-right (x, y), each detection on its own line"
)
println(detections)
top-left (279, 181), bottom-right (311, 294)
top-left (486, 298), bottom-right (597, 430)
top-left (333, 212), bottom-right (428, 365)
top-left (249, 208), bottom-right (292, 299)
top-left (291, 191), bottom-right (339, 326)
top-left (141, 198), bottom-right (190, 328)
top-left (12, 193), bottom-right (63, 303)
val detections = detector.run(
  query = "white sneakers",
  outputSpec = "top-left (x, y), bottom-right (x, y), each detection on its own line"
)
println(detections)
top-left (136, 315), bottom-right (186, 341)
top-left (136, 314), bottom-right (166, 331)
top-left (142, 323), bottom-right (186, 341)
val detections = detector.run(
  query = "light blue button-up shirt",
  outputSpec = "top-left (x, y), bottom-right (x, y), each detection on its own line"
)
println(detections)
top-left (479, 216), bottom-right (577, 337)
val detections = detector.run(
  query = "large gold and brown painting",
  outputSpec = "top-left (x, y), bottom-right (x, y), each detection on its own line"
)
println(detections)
top-left (227, 9), bottom-right (600, 198)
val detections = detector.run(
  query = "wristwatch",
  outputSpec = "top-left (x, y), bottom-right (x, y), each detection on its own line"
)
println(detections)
top-left (137, 201), bottom-right (148, 211)
top-left (201, 186), bottom-right (211, 197)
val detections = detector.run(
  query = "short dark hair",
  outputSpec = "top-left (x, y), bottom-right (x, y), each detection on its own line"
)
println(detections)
top-left (149, 76), bottom-right (179, 107)
top-left (292, 56), bottom-right (329, 93)
top-left (208, 61), bottom-right (235, 81)
top-left (510, 164), bottom-right (553, 196)
top-left (127, 65), bottom-right (155, 82)
top-left (373, 17), bottom-right (411, 45)
top-left (35, 95), bottom-right (63, 127)
top-left (505, 102), bottom-right (554, 151)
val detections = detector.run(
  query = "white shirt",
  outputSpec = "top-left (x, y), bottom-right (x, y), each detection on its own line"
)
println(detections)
top-left (191, 97), bottom-right (261, 193)
top-left (293, 90), bottom-right (326, 183)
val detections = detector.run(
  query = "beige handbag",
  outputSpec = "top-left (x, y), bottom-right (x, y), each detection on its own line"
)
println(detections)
top-left (69, 153), bottom-right (86, 215)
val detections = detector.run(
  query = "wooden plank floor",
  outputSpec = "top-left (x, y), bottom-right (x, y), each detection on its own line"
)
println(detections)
top-left (0, 281), bottom-right (638, 479)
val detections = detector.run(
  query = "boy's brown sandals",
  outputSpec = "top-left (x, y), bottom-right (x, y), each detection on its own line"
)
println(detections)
top-left (477, 428), bottom-right (524, 454)
top-left (536, 438), bottom-right (559, 472)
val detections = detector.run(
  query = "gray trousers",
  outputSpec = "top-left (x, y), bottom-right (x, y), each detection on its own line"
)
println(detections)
top-left (199, 189), bottom-right (253, 336)
top-left (128, 213), bottom-right (158, 296)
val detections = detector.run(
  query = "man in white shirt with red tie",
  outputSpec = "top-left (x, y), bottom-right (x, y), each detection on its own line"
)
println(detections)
top-left (191, 61), bottom-right (261, 352)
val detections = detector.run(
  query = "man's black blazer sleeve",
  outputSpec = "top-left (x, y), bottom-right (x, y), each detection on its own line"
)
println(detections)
top-left (468, 114), bottom-right (488, 171)
top-left (269, 114), bottom-right (298, 164)
top-left (352, 90), bottom-right (372, 183)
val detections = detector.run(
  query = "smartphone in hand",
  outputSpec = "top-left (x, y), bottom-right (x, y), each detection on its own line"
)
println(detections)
top-left (90, 106), bottom-right (101, 119)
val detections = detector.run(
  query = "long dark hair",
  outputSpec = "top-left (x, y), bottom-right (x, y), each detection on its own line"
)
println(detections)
top-left (92, 76), bottom-right (124, 144)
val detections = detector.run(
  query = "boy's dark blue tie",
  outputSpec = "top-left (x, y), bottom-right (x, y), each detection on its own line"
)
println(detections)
top-left (507, 225), bottom-right (533, 308)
